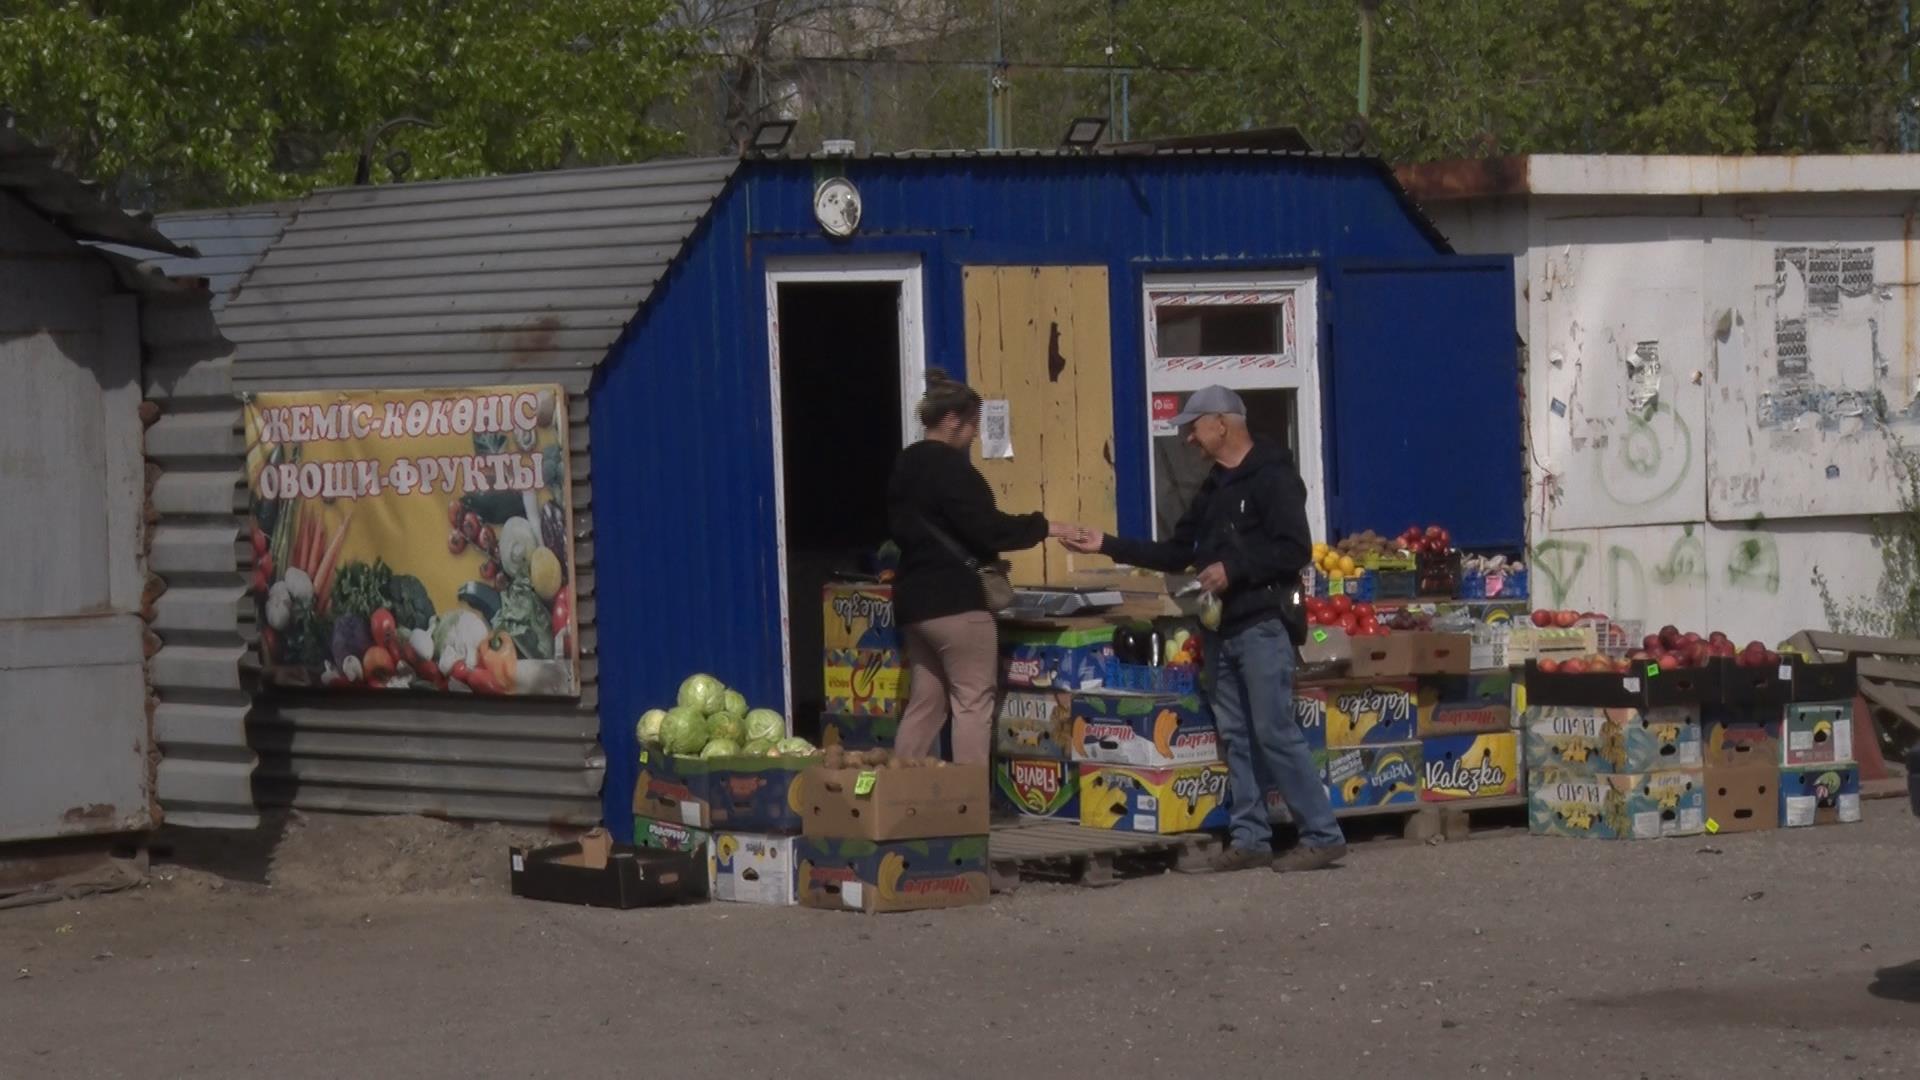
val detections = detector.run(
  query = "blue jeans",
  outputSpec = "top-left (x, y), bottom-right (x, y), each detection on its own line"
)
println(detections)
top-left (1205, 618), bottom-right (1344, 851)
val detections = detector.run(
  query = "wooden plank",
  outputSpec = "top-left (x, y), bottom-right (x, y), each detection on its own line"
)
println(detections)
top-left (1857, 657), bottom-right (1920, 683)
top-left (1038, 267), bottom-right (1078, 584)
top-left (1066, 267), bottom-right (1116, 579)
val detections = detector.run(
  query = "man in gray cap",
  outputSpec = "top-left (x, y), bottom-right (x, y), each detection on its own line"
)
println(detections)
top-left (1062, 385), bottom-right (1346, 872)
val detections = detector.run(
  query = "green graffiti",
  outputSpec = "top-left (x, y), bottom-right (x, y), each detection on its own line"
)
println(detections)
top-left (1607, 546), bottom-right (1646, 618)
top-left (1599, 402), bottom-right (1694, 508)
top-left (1531, 540), bottom-right (1590, 609)
top-left (1727, 533), bottom-right (1781, 594)
top-left (1652, 529), bottom-right (1708, 587)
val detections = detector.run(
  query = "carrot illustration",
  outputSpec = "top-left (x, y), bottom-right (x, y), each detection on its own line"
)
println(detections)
top-left (312, 509), bottom-right (356, 612)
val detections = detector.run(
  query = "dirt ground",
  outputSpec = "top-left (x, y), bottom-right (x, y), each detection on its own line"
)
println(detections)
top-left (4, 804), bottom-right (1920, 1080)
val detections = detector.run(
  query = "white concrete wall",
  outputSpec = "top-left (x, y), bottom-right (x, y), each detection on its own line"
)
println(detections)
top-left (1428, 192), bottom-right (1902, 643)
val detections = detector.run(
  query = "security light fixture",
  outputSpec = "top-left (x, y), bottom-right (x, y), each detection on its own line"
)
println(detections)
top-left (1062, 117), bottom-right (1108, 150)
top-left (749, 119), bottom-right (797, 157)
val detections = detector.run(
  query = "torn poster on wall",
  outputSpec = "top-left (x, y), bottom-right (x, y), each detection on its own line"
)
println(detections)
top-left (1626, 341), bottom-right (1661, 411)
top-left (1763, 244), bottom-right (1909, 430)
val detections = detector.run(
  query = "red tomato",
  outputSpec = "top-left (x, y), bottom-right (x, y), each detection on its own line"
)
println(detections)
top-left (1339, 613), bottom-right (1360, 635)
top-left (1353, 602), bottom-right (1375, 622)
top-left (1331, 595), bottom-right (1353, 616)
top-left (369, 608), bottom-right (397, 650)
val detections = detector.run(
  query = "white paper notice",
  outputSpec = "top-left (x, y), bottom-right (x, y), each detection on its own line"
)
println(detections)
top-left (841, 881), bottom-right (865, 910)
top-left (981, 399), bottom-right (1013, 459)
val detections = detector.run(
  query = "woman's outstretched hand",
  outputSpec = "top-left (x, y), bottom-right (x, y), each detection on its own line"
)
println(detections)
top-left (1053, 523), bottom-right (1103, 554)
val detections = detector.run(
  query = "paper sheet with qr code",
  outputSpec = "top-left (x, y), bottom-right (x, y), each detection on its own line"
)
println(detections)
top-left (981, 399), bottom-right (1013, 459)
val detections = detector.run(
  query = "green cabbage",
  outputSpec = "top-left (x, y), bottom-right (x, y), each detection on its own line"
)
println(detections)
top-left (660, 706), bottom-right (709, 756)
top-left (774, 737), bottom-right (815, 756)
top-left (700, 738), bottom-right (740, 759)
top-left (707, 714), bottom-right (744, 745)
top-left (743, 709), bottom-right (785, 744)
top-left (677, 674), bottom-right (725, 714)
top-left (719, 689), bottom-right (748, 718)
top-left (742, 738), bottom-right (775, 756)
top-left (636, 709), bottom-right (667, 747)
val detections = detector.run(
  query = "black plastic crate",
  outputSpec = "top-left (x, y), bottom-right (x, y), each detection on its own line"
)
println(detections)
top-left (510, 842), bottom-right (708, 909)
top-left (1712, 657), bottom-right (1791, 706)
top-left (1524, 660), bottom-right (1711, 708)
top-left (1643, 662), bottom-right (1714, 707)
top-left (1790, 657), bottom-right (1858, 702)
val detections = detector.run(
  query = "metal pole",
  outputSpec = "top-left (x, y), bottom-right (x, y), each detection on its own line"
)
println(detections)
top-left (1904, 0), bottom-right (1915, 152)
top-left (1121, 72), bottom-right (1131, 141)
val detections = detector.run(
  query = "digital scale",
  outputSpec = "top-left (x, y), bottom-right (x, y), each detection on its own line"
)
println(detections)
top-left (1002, 587), bottom-right (1125, 621)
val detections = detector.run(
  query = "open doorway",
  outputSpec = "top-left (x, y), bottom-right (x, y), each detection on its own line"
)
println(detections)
top-left (767, 261), bottom-right (923, 738)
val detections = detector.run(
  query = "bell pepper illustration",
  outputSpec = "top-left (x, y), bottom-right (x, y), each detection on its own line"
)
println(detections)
top-left (477, 630), bottom-right (518, 692)
top-left (877, 851), bottom-right (909, 901)
top-left (1151, 710), bottom-right (1179, 759)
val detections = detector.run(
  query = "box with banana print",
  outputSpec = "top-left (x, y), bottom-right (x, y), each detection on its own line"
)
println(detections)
top-left (1316, 743), bottom-right (1422, 812)
top-left (1523, 705), bottom-right (1702, 775)
top-left (1525, 768), bottom-right (1706, 840)
top-left (1295, 680), bottom-right (1424, 748)
top-left (1068, 690), bottom-right (1219, 768)
top-left (794, 836), bottom-right (990, 913)
top-left (994, 690), bottom-right (1073, 761)
top-left (1078, 763), bottom-right (1231, 834)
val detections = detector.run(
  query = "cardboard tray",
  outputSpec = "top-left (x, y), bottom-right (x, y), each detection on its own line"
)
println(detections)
top-left (799, 765), bottom-right (990, 841)
top-left (509, 837), bottom-right (709, 909)
top-left (1523, 661), bottom-right (1713, 708)
top-left (1790, 657), bottom-right (1857, 703)
top-left (1712, 658), bottom-right (1792, 707)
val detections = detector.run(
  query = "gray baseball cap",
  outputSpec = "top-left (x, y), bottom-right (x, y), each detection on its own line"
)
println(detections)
top-left (1168, 385), bottom-right (1246, 427)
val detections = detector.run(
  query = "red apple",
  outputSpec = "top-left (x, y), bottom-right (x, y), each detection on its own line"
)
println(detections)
top-left (1561, 659), bottom-right (1588, 675)
top-left (1554, 610), bottom-right (1580, 629)
top-left (1763, 650), bottom-right (1781, 667)
top-left (1643, 634), bottom-right (1663, 653)
top-left (1709, 631), bottom-right (1731, 645)
top-left (1533, 610), bottom-right (1555, 628)
top-left (1682, 632), bottom-right (1702, 648)
top-left (1537, 658), bottom-right (1561, 674)
top-left (1659, 625), bottom-right (1683, 649)
top-left (1658, 654), bottom-right (1681, 671)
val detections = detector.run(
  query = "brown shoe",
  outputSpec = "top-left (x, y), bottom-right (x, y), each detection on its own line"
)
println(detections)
top-left (1205, 846), bottom-right (1274, 873)
top-left (1272, 843), bottom-right (1347, 873)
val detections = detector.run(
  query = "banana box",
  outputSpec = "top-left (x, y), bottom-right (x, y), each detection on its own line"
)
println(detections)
top-left (1078, 763), bottom-right (1231, 834)
top-left (633, 817), bottom-right (712, 855)
top-left (821, 713), bottom-right (900, 751)
top-left (1420, 671), bottom-right (1513, 737)
top-left (1527, 773), bottom-right (1634, 839)
top-left (1068, 690), bottom-right (1220, 767)
top-left (1297, 679), bottom-right (1423, 747)
top-left (1704, 764), bottom-right (1778, 835)
top-left (1001, 625), bottom-right (1116, 691)
top-left (712, 833), bottom-right (798, 905)
top-left (824, 648), bottom-right (908, 717)
top-left (1619, 768), bottom-right (1707, 838)
top-left (1523, 705), bottom-right (1702, 775)
top-left (1702, 704), bottom-right (1784, 770)
top-left (795, 836), bottom-right (990, 913)
top-left (994, 690), bottom-right (1073, 760)
top-left (1780, 764), bottom-right (1862, 827)
top-left (1316, 743), bottom-right (1422, 811)
top-left (633, 750), bottom-right (809, 833)
top-left (1420, 732), bottom-right (1520, 801)
top-left (1783, 702), bottom-right (1854, 766)
top-left (992, 758), bottom-right (1080, 820)
top-left (822, 583), bottom-right (898, 652)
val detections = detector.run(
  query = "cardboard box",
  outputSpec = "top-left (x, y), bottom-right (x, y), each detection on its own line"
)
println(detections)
top-left (633, 817), bottom-right (711, 854)
top-left (1317, 742), bottom-right (1422, 811)
top-left (1783, 702), bottom-right (1854, 766)
top-left (509, 835), bottom-right (708, 909)
top-left (795, 836), bottom-right (990, 913)
top-left (1523, 705), bottom-right (1703, 775)
top-left (1299, 680), bottom-right (1423, 747)
top-left (633, 750), bottom-right (809, 833)
top-left (1701, 704), bottom-right (1784, 770)
top-left (1078, 763), bottom-right (1231, 834)
top-left (799, 765), bottom-right (989, 841)
top-left (824, 648), bottom-right (908, 717)
top-left (1703, 765), bottom-right (1778, 835)
top-left (1410, 632), bottom-right (1473, 675)
top-left (1000, 624), bottom-right (1116, 691)
top-left (633, 750), bottom-right (714, 828)
top-left (1428, 669), bottom-right (1515, 707)
top-left (994, 690), bottom-right (1073, 760)
top-left (822, 583), bottom-right (898, 653)
top-left (1068, 690), bottom-right (1219, 767)
top-left (1505, 625), bottom-right (1596, 663)
top-left (1421, 699), bottom-right (1512, 738)
top-left (713, 833), bottom-right (798, 905)
top-left (1620, 768), bottom-right (1707, 839)
top-left (1527, 774), bottom-right (1632, 839)
top-left (1420, 732), bottom-right (1520, 801)
top-left (992, 757), bottom-right (1080, 820)
top-left (1780, 764), bottom-right (1863, 827)
top-left (821, 712), bottom-right (900, 751)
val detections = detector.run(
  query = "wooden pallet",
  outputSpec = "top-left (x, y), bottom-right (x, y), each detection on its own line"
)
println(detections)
top-left (987, 820), bottom-right (1223, 892)
top-left (1329, 795), bottom-right (1528, 842)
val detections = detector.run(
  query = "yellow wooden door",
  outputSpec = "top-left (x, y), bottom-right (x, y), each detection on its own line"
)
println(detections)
top-left (962, 266), bottom-right (1117, 584)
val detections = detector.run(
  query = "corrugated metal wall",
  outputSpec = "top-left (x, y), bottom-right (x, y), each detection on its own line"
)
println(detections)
top-left (142, 295), bottom-right (259, 829)
top-left (592, 151), bottom-right (1494, 837)
top-left (218, 159), bottom-right (735, 825)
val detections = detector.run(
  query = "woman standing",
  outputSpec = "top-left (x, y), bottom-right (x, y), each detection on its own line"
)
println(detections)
top-left (887, 369), bottom-right (1067, 763)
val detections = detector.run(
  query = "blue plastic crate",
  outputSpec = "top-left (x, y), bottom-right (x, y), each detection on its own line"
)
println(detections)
top-left (1100, 657), bottom-right (1198, 694)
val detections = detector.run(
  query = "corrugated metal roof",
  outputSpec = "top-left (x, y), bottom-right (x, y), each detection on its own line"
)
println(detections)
top-left (147, 207), bottom-right (297, 310)
top-left (221, 157), bottom-right (739, 380)
top-left (1397, 153), bottom-right (1920, 201)
top-left (0, 121), bottom-right (191, 255)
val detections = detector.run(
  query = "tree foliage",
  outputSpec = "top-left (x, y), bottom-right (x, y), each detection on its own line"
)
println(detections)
top-left (0, 0), bottom-right (698, 208)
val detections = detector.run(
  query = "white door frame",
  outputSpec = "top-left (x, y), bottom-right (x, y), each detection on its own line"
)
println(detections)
top-left (1140, 270), bottom-right (1328, 545)
top-left (763, 255), bottom-right (925, 722)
